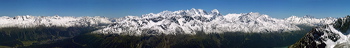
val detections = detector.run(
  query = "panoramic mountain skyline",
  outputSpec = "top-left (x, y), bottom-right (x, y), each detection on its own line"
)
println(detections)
top-left (1, 0), bottom-right (350, 18)
top-left (2, 0), bottom-right (350, 48)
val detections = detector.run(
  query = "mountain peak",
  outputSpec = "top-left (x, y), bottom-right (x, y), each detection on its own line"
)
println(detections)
top-left (211, 9), bottom-right (219, 15)
top-left (186, 8), bottom-right (208, 15)
top-left (303, 15), bottom-right (314, 18)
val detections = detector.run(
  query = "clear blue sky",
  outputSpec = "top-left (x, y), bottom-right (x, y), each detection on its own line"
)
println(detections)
top-left (0, 0), bottom-right (349, 18)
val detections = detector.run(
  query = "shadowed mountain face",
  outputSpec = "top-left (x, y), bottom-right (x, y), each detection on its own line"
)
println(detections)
top-left (0, 26), bottom-right (98, 47)
top-left (20, 31), bottom-right (310, 48)
top-left (0, 25), bottom-right (313, 48)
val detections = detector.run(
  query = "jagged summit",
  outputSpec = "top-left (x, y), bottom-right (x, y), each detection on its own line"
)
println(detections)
top-left (93, 9), bottom-right (336, 35)
top-left (0, 15), bottom-right (113, 28)
top-left (211, 9), bottom-right (219, 14)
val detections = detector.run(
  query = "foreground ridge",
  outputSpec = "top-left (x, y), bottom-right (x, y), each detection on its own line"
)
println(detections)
top-left (290, 16), bottom-right (350, 48)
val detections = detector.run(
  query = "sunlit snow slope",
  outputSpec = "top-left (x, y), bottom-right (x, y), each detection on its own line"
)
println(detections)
top-left (93, 8), bottom-right (336, 35)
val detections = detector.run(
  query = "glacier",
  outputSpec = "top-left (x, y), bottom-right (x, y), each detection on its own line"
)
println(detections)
top-left (92, 8), bottom-right (337, 35)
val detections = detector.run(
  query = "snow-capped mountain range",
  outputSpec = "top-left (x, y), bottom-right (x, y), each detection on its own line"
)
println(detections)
top-left (0, 15), bottom-right (113, 28)
top-left (92, 8), bottom-right (337, 35)
top-left (0, 8), bottom-right (337, 35)
top-left (285, 15), bottom-right (336, 26)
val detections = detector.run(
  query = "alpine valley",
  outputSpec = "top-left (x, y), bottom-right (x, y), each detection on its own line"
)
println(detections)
top-left (0, 9), bottom-right (343, 48)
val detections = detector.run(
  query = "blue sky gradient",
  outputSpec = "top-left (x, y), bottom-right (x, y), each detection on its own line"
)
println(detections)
top-left (0, 0), bottom-right (349, 18)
